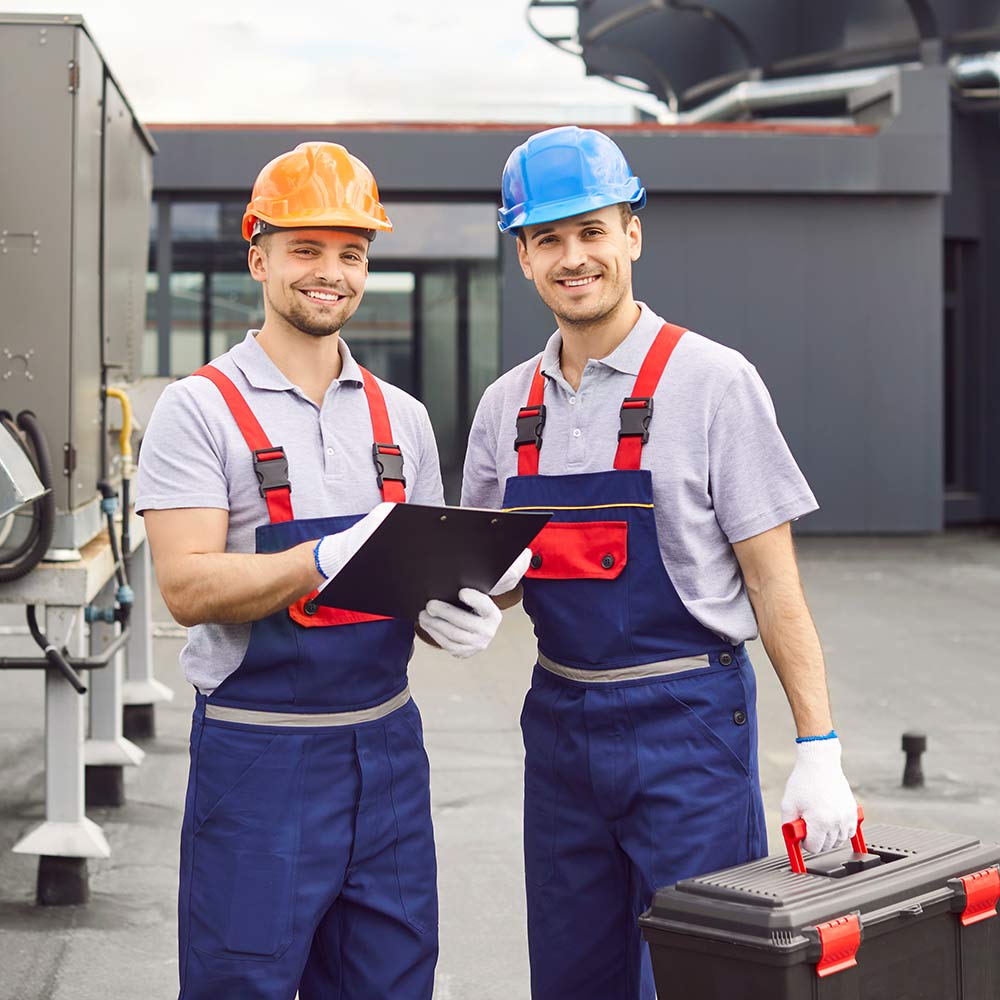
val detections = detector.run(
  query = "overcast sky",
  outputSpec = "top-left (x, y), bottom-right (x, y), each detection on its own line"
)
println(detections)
top-left (8, 1), bottom-right (662, 123)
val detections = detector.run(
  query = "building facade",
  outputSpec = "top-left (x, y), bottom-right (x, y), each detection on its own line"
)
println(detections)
top-left (146, 61), bottom-right (996, 530)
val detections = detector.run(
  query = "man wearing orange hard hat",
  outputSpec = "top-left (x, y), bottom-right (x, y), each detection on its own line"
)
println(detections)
top-left (137, 142), bottom-right (529, 999)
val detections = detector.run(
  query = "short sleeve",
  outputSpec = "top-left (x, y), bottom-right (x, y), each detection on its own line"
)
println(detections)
top-left (408, 403), bottom-right (446, 507)
top-left (708, 363), bottom-right (818, 543)
top-left (135, 381), bottom-right (230, 513)
top-left (461, 383), bottom-right (504, 510)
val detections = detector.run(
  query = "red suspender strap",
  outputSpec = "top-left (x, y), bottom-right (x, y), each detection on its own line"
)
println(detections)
top-left (360, 366), bottom-right (407, 503)
top-left (515, 361), bottom-right (547, 476)
top-left (193, 365), bottom-right (294, 524)
top-left (612, 323), bottom-right (687, 471)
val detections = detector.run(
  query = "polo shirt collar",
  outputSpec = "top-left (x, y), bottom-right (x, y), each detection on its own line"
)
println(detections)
top-left (538, 302), bottom-right (664, 381)
top-left (230, 331), bottom-right (364, 390)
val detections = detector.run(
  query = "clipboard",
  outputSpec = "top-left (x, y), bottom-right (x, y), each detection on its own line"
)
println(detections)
top-left (314, 504), bottom-right (552, 621)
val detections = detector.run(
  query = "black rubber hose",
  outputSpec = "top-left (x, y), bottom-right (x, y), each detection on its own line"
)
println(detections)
top-left (0, 411), bottom-right (54, 582)
top-left (121, 476), bottom-right (131, 557)
top-left (98, 480), bottom-right (127, 589)
top-left (25, 605), bottom-right (87, 694)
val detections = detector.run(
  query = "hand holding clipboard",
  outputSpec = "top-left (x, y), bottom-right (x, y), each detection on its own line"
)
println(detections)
top-left (314, 503), bottom-right (551, 621)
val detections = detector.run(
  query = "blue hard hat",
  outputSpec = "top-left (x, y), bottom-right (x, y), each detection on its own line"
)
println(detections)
top-left (497, 126), bottom-right (646, 235)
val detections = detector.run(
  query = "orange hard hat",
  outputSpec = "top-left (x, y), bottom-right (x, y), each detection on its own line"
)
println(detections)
top-left (241, 141), bottom-right (392, 242)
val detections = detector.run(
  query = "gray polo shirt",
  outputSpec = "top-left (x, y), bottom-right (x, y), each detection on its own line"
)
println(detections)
top-left (136, 331), bottom-right (444, 694)
top-left (461, 302), bottom-right (817, 646)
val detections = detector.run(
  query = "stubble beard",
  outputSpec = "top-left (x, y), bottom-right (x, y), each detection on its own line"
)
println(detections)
top-left (268, 286), bottom-right (350, 339)
top-left (542, 272), bottom-right (628, 334)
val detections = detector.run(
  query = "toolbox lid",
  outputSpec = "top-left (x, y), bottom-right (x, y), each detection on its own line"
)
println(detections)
top-left (642, 824), bottom-right (1000, 952)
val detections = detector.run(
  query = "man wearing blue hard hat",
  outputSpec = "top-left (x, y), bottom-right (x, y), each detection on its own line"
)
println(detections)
top-left (462, 126), bottom-right (858, 999)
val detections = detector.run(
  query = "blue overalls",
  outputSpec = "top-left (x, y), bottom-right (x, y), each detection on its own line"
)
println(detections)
top-left (176, 364), bottom-right (437, 1000)
top-left (502, 323), bottom-right (767, 1000)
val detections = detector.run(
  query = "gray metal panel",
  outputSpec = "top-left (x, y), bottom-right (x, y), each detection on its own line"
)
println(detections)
top-left (102, 77), bottom-right (154, 378)
top-left (0, 12), bottom-right (157, 156)
top-left (69, 27), bottom-right (104, 512)
top-left (633, 194), bottom-right (942, 533)
top-left (0, 22), bottom-right (75, 510)
top-left (149, 70), bottom-right (949, 197)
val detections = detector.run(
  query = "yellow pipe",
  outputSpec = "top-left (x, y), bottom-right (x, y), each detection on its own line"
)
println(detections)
top-left (105, 387), bottom-right (133, 471)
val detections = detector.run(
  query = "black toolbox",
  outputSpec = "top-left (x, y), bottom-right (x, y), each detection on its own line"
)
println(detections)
top-left (639, 809), bottom-right (1000, 999)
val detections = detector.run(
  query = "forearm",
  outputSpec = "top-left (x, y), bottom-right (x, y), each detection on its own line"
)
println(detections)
top-left (162, 541), bottom-right (322, 626)
top-left (493, 584), bottom-right (523, 611)
top-left (749, 576), bottom-right (834, 738)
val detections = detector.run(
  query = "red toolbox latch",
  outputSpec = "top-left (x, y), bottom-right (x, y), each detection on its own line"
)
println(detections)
top-left (953, 867), bottom-right (1000, 927)
top-left (814, 913), bottom-right (862, 978)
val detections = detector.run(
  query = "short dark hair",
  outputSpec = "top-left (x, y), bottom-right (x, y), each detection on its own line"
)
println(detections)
top-left (516, 202), bottom-right (634, 245)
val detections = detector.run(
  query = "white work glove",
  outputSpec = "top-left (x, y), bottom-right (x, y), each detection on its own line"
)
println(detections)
top-left (314, 502), bottom-right (395, 590)
top-left (780, 737), bottom-right (858, 854)
top-left (418, 588), bottom-right (502, 659)
top-left (489, 548), bottom-right (533, 597)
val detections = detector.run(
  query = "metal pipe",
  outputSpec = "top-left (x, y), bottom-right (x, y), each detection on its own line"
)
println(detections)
top-left (2, 616), bottom-right (130, 685)
top-left (676, 66), bottom-right (898, 123)
top-left (950, 51), bottom-right (1000, 95)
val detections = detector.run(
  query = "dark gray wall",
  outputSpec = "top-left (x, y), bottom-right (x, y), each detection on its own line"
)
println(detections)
top-left (944, 111), bottom-right (1000, 524)
top-left (501, 195), bottom-right (944, 534)
top-left (651, 195), bottom-right (942, 533)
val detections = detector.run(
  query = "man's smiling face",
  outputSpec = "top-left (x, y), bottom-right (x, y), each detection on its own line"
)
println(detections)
top-left (249, 228), bottom-right (370, 338)
top-left (517, 204), bottom-right (641, 328)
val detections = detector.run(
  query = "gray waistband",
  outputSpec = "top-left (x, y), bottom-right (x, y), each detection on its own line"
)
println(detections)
top-left (537, 652), bottom-right (711, 683)
top-left (205, 686), bottom-right (411, 727)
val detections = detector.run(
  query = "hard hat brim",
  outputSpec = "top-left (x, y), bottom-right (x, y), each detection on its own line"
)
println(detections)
top-left (242, 207), bottom-right (393, 243)
top-left (497, 188), bottom-right (646, 235)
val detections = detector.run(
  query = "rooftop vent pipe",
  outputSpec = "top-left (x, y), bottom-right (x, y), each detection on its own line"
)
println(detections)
top-left (675, 66), bottom-right (900, 123)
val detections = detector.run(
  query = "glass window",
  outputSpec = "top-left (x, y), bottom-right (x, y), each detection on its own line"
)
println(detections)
top-left (209, 273), bottom-right (264, 358)
top-left (142, 272), bottom-right (159, 376)
top-left (171, 202), bottom-right (221, 241)
top-left (168, 272), bottom-right (205, 377)
top-left (419, 269), bottom-right (460, 483)
top-left (376, 203), bottom-right (499, 260)
top-left (346, 272), bottom-right (416, 396)
top-left (468, 262), bottom-right (500, 411)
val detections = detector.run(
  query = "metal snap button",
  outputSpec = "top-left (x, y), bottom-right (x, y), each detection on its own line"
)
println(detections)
top-left (530, 553), bottom-right (543, 570)
top-left (719, 652), bottom-right (733, 666)
top-left (601, 553), bottom-right (615, 570)
top-left (304, 601), bottom-right (318, 616)
top-left (733, 709), bottom-right (747, 726)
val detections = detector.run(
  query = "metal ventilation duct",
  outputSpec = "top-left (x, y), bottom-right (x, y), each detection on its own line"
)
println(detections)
top-left (527, 0), bottom-right (1000, 113)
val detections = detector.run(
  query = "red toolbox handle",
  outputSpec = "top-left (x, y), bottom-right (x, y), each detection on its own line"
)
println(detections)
top-left (782, 805), bottom-right (867, 874)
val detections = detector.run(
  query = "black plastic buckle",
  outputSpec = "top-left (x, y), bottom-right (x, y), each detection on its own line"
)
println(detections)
top-left (514, 404), bottom-right (546, 451)
top-left (372, 442), bottom-right (406, 488)
top-left (253, 447), bottom-right (290, 498)
top-left (618, 396), bottom-right (654, 443)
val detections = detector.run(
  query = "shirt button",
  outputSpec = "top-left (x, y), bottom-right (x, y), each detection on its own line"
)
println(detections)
top-left (326, 447), bottom-right (334, 455)
top-left (569, 397), bottom-right (577, 405)
top-left (572, 428), bottom-right (581, 438)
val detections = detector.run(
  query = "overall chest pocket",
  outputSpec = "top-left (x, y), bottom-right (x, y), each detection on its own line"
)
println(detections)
top-left (523, 520), bottom-right (632, 667)
top-left (525, 520), bottom-right (628, 580)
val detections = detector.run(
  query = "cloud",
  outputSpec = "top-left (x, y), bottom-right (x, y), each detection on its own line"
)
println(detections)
top-left (6, 0), bottom-right (660, 121)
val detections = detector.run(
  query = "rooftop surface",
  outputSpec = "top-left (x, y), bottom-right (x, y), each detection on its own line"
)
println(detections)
top-left (1, 530), bottom-right (998, 999)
